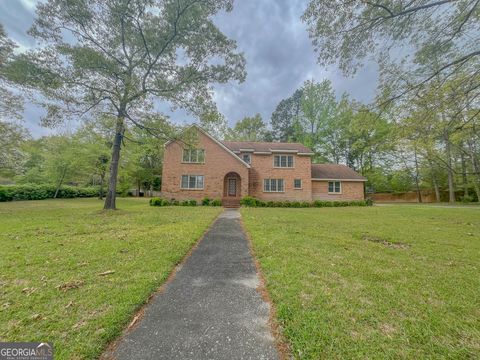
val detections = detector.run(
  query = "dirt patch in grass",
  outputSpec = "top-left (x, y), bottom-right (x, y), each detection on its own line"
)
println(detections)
top-left (362, 234), bottom-right (411, 249)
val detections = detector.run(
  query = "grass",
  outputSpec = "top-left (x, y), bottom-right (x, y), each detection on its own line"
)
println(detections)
top-left (241, 206), bottom-right (480, 359)
top-left (0, 198), bottom-right (222, 359)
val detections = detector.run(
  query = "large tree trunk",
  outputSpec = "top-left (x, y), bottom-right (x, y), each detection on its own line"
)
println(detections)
top-left (444, 131), bottom-right (455, 203)
top-left (104, 116), bottom-right (124, 210)
top-left (98, 172), bottom-right (105, 200)
top-left (468, 140), bottom-right (480, 202)
top-left (428, 159), bottom-right (441, 202)
top-left (413, 148), bottom-right (422, 203)
top-left (460, 152), bottom-right (469, 199)
top-left (53, 166), bottom-right (68, 199)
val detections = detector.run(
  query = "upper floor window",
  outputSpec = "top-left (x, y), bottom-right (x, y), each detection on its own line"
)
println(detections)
top-left (273, 154), bottom-right (294, 168)
top-left (242, 154), bottom-right (251, 164)
top-left (294, 179), bottom-right (302, 189)
top-left (264, 179), bottom-right (284, 192)
top-left (328, 181), bottom-right (341, 194)
top-left (183, 148), bottom-right (205, 163)
top-left (181, 175), bottom-right (204, 189)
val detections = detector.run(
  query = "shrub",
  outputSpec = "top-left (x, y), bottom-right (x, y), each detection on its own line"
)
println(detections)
top-left (201, 197), bottom-right (211, 206)
top-left (461, 195), bottom-right (474, 203)
top-left (180, 200), bottom-right (190, 206)
top-left (300, 201), bottom-right (311, 208)
top-left (149, 197), bottom-right (169, 206)
top-left (238, 196), bottom-right (371, 208)
top-left (240, 196), bottom-right (258, 207)
top-left (188, 199), bottom-right (197, 206)
top-left (210, 199), bottom-right (222, 206)
top-left (171, 200), bottom-right (180, 206)
top-left (0, 184), bottom-right (100, 202)
top-left (291, 201), bottom-right (301, 208)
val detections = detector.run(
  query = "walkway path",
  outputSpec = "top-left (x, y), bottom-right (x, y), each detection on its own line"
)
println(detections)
top-left (111, 209), bottom-right (278, 360)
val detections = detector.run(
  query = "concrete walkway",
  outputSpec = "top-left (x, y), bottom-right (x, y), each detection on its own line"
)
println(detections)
top-left (111, 209), bottom-right (278, 360)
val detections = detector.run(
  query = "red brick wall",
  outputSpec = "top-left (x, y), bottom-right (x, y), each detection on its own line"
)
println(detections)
top-left (161, 132), bottom-right (249, 201)
top-left (248, 153), bottom-right (312, 201)
top-left (311, 181), bottom-right (365, 200)
top-left (161, 127), bottom-right (366, 202)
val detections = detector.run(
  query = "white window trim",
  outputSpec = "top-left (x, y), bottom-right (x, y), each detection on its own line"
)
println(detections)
top-left (182, 148), bottom-right (205, 164)
top-left (328, 181), bottom-right (342, 194)
top-left (293, 179), bottom-right (302, 190)
top-left (263, 179), bottom-right (285, 193)
top-left (273, 154), bottom-right (295, 168)
top-left (180, 175), bottom-right (205, 190)
top-left (241, 153), bottom-right (251, 164)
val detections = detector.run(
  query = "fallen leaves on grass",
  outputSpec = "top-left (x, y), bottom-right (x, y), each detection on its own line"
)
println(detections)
top-left (21, 287), bottom-right (37, 296)
top-left (97, 270), bottom-right (115, 276)
top-left (65, 301), bottom-right (74, 309)
top-left (57, 280), bottom-right (85, 292)
top-left (362, 235), bottom-right (410, 249)
top-left (72, 320), bottom-right (86, 330)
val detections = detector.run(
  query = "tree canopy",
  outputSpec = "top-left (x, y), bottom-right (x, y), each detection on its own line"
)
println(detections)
top-left (7, 0), bottom-right (246, 208)
top-left (302, 1), bottom-right (480, 102)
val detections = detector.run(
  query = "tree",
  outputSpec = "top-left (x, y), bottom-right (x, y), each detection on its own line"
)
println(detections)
top-left (9, 0), bottom-right (246, 209)
top-left (199, 110), bottom-right (229, 139)
top-left (42, 135), bottom-right (95, 197)
top-left (0, 24), bottom-right (23, 119)
top-left (302, 1), bottom-right (480, 102)
top-left (0, 121), bottom-right (30, 181)
top-left (122, 114), bottom-right (173, 196)
top-left (295, 79), bottom-right (338, 160)
top-left (270, 89), bottom-right (303, 141)
top-left (228, 113), bottom-right (268, 141)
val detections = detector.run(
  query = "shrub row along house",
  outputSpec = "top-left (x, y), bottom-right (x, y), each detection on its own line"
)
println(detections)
top-left (161, 125), bottom-right (366, 206)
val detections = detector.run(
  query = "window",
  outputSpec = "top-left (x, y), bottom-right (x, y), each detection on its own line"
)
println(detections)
top-left (273, 155), bottom-right (294, 168)
top-left (242, 153), bottom-right (251, 164)
top-left (328, 181), bottom-right (341, 193)
top-left (294, 179), bottom-right (302, 189)
top-left (182, 148), bottom-right (205, 163)
top-left (263, 179), bottom-right (284, 192)
top-left (181, 175), bottom-right (204, 189)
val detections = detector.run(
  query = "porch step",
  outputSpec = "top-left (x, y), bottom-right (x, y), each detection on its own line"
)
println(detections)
top-left (222, 198), bottom-right (241, 208)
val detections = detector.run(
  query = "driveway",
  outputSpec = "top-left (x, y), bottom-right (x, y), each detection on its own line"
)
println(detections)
top-left (108, 209), bottom-right (279, 360)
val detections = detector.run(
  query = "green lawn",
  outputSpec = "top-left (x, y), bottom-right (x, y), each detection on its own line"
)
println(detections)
top-left (0, 198), bottom-right (221, 359)
top-left (241, 206), bottom-right (480, 359)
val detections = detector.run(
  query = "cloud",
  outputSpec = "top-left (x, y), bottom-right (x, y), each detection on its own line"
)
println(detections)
top-left (0, 0), bottom-right (378, 138)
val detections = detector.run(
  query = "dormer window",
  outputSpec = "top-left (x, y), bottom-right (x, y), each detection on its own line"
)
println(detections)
top-left (182, 148), bottom-right (205, 163)
top-left (242, 153), bottom-right (251, 164)
top-left (273, 154), bottom-right (294, 168)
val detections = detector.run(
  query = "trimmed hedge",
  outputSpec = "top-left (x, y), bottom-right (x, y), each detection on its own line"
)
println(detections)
top-left (149, 197), bottom-right (222, 207)
top-left (0, 184), bottom-right (100, 202)
top-left (240, 196), bottom-right (373, 208)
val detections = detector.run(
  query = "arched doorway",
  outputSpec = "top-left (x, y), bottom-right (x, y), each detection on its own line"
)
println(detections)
top-left (223, 172), bottom-right (241, 198)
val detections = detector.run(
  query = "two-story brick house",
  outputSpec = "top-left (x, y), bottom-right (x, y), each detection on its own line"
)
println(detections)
top-left (161, 125), bottom-right (366, 205)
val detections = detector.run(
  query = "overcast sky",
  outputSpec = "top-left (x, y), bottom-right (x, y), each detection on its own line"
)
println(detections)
top-left (1, 0), bottom-right (378, 138)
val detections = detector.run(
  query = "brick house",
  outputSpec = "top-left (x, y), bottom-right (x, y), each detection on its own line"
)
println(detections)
top-left (161, 125), bottom-right (366, 205)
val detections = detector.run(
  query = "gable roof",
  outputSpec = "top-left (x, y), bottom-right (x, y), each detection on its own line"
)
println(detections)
top-left (223, 141), bottom-right (313, 155)
top-left (165, 124), bottom-right (251, 168)
top-left (311, 164), bottom-right (367, 181)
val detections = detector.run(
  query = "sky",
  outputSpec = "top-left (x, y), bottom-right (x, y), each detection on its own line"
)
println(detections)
top-left (0, 0), bottom-right (378, 138)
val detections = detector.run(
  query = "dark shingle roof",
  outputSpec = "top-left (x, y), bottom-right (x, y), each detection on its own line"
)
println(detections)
top-left (311, 164), bottom-right (367, 181)
top-left (222, 141), bottom-right (313, 154)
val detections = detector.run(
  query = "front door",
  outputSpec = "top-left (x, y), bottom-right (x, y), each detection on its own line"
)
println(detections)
top-left (228, 178), bottom-right (237, 196)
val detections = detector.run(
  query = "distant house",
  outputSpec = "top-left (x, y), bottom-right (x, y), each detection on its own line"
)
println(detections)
top-left (161, 125), bottom-right (366, 206)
